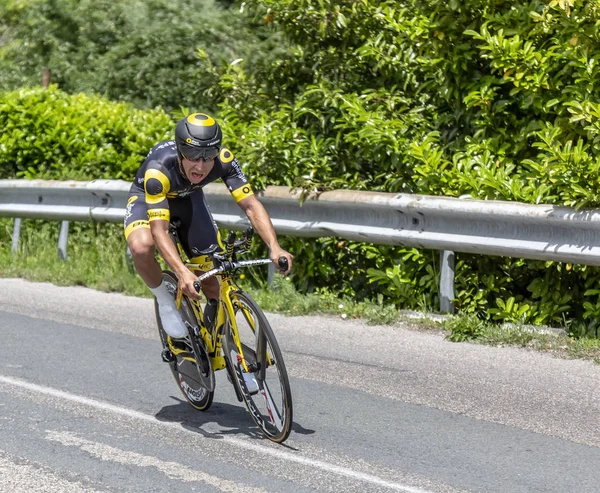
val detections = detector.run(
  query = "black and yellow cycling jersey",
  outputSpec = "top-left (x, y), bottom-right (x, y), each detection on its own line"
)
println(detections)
top-left (124, 140), bottom-right (254, 262)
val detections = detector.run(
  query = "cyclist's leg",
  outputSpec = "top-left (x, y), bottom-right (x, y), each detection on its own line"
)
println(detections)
top-left (169, 191), bottom-right (220, 301)
top-left (124, 192), bottom-right (186, 339)
top-left (169, 191), bottom-right (220, 330)
top-left (124, 194), bottom-right (162, 287)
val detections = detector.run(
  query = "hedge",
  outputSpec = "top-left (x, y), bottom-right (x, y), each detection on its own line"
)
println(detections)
top-left (0, 87), bottom-right (172, 180)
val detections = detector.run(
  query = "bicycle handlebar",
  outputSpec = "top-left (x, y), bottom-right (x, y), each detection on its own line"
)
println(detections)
top-left (187, 228), bottom-right (289, 288)
top-left (197, 258), bottom-right (272, 283)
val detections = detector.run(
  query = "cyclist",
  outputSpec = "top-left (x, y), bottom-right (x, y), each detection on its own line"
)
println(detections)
top-left (124, 112), bottom-right (293, 344)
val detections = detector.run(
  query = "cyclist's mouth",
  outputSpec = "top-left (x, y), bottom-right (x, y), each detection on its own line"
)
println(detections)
top-left (190, 171), bottom-right (204, 181)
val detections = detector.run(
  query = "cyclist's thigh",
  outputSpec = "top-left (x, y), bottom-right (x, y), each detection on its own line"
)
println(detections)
top-left (169, 193), bottom-right (220, 298)
top-left (124, 192), bottom-right (152, 250)
top-left (168, 190), bottom-right (220, 261)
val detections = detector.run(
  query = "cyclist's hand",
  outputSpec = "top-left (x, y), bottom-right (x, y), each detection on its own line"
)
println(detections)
top-left (270, 248), bottom-right (293, 275)
top-left (178, 270), bottom-right (203, 301)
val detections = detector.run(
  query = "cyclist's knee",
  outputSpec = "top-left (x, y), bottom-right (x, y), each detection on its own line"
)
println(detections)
top-left (128, 232), bottom-right (155, 262)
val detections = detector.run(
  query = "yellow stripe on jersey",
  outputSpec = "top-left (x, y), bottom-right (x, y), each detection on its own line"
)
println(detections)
top-left (148, 208), bottom-right (170, 222)
top-left (231, 184), bottom-right (254, 202)
top-left (144, 168), bottom-right (171, 205)
top-left (124, 220), bottom-right (149, 240)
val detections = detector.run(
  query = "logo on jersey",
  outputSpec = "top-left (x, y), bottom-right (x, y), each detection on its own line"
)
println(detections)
top-left (231, 158), bottom-right (247, 183)
top-left (220, 148), bottom-right (234, 163)
top-left (123, 196), bottom-right (138, 226)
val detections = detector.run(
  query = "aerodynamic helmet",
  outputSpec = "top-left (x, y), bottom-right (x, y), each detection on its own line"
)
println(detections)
top-left (175, 113), bottom-right (222, 161)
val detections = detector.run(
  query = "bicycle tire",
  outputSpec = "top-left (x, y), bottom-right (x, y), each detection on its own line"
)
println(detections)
top-left (155, 271), bottom-right (214, 411)
top-left (222, 291), bottom-right (293, 442)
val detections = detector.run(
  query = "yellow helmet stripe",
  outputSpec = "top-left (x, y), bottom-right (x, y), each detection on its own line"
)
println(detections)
top-left (187, 113), bottom-right (216, 126)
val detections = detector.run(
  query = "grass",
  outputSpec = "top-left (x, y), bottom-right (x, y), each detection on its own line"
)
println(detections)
top-left (0, 220), bottom-right (149, 297)
top-left (440, 312), bottom-right (600, 363)
top-left (2, 218), bottom-right (600, 363)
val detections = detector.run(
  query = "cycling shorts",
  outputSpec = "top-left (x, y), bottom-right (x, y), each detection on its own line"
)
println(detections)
top-left (123, 189), bottom-right (220, 269)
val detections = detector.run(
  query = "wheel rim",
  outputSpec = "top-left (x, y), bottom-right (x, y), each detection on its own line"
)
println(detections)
top-left (229, 296), bottom-right (290, 439)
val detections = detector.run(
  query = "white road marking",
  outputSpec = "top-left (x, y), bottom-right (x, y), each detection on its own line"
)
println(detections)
top-left (0, 451), bottom-right (105, 493)
top-left (0, 375), bottom-right (434, 493)
top-left (46, 430), bottom-right (267, 493)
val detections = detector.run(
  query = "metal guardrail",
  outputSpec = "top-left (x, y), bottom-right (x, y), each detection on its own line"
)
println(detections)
top-left (2, 179), bottom-right (600, 313)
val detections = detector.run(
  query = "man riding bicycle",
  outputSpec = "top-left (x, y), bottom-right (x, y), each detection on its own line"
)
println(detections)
top-left (124, 112), bottom-right (294, 343)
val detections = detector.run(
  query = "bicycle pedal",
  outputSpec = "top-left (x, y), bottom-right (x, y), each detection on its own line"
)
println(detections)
top-left (161, 348), bottom-right (175, 363)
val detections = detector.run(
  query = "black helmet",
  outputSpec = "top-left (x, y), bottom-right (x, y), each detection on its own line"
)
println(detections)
top-left (175, 113), bottom-right (222, 161)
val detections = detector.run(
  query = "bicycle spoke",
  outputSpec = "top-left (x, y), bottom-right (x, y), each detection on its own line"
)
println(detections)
top-left (260, 383), bottom-right (285, 431)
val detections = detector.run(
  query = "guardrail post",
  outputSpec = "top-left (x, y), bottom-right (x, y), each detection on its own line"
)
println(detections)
top-left (58, 220), bottom-right (69, 260)
top-left (11, 218), bottom-right (21, 255)
top-left (439, 250), bottom-right (455, 314)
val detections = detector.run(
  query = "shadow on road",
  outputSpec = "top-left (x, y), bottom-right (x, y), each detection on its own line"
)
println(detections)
top-left (154, 395), bottom-right (315, 444)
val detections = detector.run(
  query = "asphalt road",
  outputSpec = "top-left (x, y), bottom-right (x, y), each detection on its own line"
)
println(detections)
top-left (1, 278), bottom-right (599, 492)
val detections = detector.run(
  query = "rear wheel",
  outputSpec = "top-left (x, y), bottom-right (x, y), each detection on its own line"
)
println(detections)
top-left (222, 291), bottom-right (293, 442)
top-left (155, 271), bottom-right (214, 411)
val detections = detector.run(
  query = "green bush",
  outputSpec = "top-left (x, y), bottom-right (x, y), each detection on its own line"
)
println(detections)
top-left (0, 86), bottom-right (172, 180)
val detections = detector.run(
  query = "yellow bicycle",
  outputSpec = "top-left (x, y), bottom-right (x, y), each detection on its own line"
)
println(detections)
top-left (154, 224), bottom-right (293, 443)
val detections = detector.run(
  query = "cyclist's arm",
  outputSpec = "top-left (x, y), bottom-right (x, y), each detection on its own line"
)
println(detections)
top-left (144, 167), bottom-right (202, 299)
top-left (220, 150), bottom-right (293, 274)
top-left (237, 195), bottom-right (293, 274)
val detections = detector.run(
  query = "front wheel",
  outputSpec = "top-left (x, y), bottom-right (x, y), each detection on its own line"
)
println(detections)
top-left (222, 291), bottom-right (293, 442)
top-left (155, 271), bottom-right (214, 411)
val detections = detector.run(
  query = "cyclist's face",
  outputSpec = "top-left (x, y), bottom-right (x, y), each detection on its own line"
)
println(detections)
top-left (181, 157), bottom-right (215, 184)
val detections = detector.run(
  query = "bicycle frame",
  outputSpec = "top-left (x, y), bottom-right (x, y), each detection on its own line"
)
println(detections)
top-left (168, 227), bottom-right (270, 376)
top-left (161, 225), bottom-right (293, 442)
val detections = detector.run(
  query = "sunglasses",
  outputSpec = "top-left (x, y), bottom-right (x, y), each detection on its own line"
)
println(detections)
top-left (181, 145), bottom-right (220, 161)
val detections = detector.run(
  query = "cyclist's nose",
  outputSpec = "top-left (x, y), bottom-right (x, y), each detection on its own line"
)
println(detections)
top-left (193, 158), bottom-right (210, 168)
